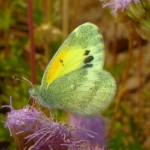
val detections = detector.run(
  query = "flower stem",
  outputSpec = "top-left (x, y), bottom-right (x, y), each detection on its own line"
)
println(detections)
top-left (27, 0), bottom-right (36, 84)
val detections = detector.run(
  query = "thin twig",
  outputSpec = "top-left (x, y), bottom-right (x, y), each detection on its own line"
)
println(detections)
top-left (70, 0), bottom-right (79, 30)
top-left (112, 23), bottom-right (118, 67)
top-left (27, 0), bottom-right (36, 84)
top-left (137, 35), bottom-right (143, 99)
top-left (62, 0), bottom-right (69, 39)
top-left (108, 30), bottom-right (134, 138)
top-left (114, 35), bottom-right (133, 113)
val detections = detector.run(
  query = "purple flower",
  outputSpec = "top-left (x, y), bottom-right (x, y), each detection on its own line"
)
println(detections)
top-left (6, 106), bottom-right (40, 133)
top-left (100, 0), bottom-right (140, 16)
top-left (5, 106), bottom-right (73, 149)
top-left (69, 113), bottom-right (107, 146)
top-left (5, 106), bottom-right (109, 149)
top-left (5, 106), bottom-right (42, 149)
top-left (25, 122), bottom-right (73, 150)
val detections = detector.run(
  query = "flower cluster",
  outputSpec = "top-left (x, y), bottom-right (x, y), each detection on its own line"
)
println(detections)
top-left (5, 106), bottom-right (72, 149)
top-left (100, 0), bottom-right (140, 16)
top-left (5, 106), bottom-right (109, 150)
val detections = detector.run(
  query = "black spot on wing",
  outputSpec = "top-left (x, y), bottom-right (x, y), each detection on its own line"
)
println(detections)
top-left (83, 64), bottom-right (93, 68)
top-left (84, 56), bottom-right (94, 64)
top-left (84, 50), bottom-right (90, 55)
top-left (59, 59), bottom-right (64, 66)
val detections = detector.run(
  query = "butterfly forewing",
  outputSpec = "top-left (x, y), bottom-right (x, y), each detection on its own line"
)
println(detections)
top-left (41, 23), bottom-right (105, 87)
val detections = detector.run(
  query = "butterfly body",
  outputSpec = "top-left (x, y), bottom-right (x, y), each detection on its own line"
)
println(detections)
top-left (29, 22), bottom-right (116, 115)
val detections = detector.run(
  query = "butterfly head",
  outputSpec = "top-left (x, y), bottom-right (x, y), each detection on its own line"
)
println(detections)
top-left (28, 85), bottom-right (41, 101)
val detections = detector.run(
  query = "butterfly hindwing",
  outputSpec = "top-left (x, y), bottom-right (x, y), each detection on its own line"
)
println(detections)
top-left (41, 68), bottom-right (116, 115)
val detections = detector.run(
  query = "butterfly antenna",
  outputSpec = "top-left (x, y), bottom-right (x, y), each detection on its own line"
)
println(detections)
top-left (22, 76), bottom-right (33, 86)
top-left (12, 76), bottom-right (33, 87)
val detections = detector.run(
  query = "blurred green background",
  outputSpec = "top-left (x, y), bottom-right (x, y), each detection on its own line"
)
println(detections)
top-left (0, 0), bottom-right (150, 149)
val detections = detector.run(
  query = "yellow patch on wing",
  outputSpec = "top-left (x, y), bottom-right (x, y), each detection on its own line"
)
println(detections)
top-left (46, 47), bottom-right (84, 86)
top-left (46, 49), bottom-right (67, 85)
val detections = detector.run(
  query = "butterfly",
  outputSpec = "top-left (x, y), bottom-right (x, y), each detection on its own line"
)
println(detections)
top-left (29, 22), bottom-right (116, 115)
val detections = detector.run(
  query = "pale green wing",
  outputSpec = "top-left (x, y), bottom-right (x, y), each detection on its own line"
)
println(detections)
top-left (41, 22), bottom-right (104, 87)
top-left (40, 68), bottom-right (116, 115)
